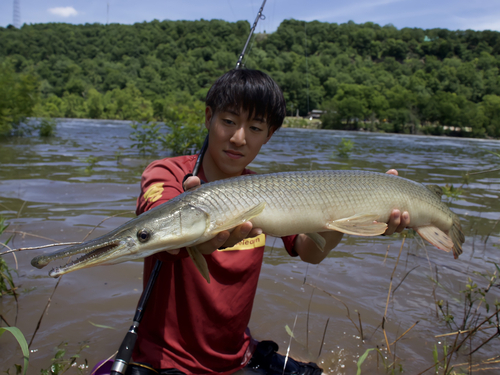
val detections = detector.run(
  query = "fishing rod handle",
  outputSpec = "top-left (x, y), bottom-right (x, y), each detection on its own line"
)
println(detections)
top-left (110, 322), bottom-right (139, 375)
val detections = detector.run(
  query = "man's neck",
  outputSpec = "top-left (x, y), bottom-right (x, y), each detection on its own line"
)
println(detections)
top-left (202, 153), bottom-right (244, 182)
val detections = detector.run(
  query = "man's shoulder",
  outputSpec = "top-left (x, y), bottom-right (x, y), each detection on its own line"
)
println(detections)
top-left (140, 155), bottom-right (197, 193)
top-left (137, 155), bottom-right (197, 215)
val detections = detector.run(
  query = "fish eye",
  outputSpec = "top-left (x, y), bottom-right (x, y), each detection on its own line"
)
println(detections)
top-left (137, 229), bottom-right (150, 243)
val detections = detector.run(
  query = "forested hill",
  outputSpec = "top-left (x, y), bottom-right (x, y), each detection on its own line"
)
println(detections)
top-left (1, 19), bottom-right (500, 137)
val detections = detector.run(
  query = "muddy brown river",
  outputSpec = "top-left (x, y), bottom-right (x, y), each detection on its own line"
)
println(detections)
top-left (1, 119), bottom-right (499, 374)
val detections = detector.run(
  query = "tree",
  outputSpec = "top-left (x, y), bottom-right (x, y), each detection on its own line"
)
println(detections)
top-left (482, 95), bottom-right (500, 137)
top-left (85, 88), bottom-right (104, 119)
top-left (1, 19), bottom-right (500, 138)
top-left (0, 61), bottom-right (39, 135)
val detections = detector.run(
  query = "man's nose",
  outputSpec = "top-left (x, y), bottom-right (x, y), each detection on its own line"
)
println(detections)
top-left (230, 126), bottom-right (246, 146)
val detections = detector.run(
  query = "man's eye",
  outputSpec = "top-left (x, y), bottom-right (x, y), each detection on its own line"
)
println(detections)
top-left (223, 119), bottom-right (235, 125)
top-left (251, 126), bottom-right (263, 132)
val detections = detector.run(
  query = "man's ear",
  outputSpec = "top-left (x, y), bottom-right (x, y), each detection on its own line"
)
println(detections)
top-left (264, 126), bottom-right (276, 144)
top-left (205, 107), bottom-right (213, 130)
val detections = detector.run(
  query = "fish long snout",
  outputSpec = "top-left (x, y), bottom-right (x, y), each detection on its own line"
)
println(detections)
top-left (31, 237), bottom-right (124, 277)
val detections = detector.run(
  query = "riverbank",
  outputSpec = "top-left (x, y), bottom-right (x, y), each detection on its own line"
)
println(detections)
top-left (279, 116), bottom-right (498, 140)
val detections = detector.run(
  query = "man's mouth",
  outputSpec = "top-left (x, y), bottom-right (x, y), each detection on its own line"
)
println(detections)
top-left (224, 150), bottom-right (244, 159)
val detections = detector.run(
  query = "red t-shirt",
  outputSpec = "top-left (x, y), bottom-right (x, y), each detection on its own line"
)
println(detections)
top-left (132, 155), bottom-right (297, 374)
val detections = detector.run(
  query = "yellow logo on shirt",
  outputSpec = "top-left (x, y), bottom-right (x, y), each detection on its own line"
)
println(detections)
top-left (143, 182), bottom-right (164, 203)
top-left (218, 234), bottom-right (266, 251)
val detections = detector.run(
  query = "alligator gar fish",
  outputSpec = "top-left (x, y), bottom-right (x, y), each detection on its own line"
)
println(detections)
top-left (31, 170), bottom-right (464, 283)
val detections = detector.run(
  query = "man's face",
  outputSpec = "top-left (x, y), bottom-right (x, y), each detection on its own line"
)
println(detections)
top-left (203, 106), bottom-right (275, 180)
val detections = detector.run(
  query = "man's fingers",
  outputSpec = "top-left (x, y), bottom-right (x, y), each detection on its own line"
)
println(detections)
top-left (195, 222), bottom-right (262, 254)
top-left (385, 209), bottom-right (410, 236)
top-left (221, 223), bottom-right (262, 248)
top-left (247, 228), bottom-right (263, 239)
top-left (184, 176), bottom-right (201, 191)
top-left (385, 209), bottom-right (401, 236)
top-left (197, 231), bottom-right (230, 254)
top-left (398, 211), bottom-right (410, 232)
top-left (386, 169), bottom-right (398, 176)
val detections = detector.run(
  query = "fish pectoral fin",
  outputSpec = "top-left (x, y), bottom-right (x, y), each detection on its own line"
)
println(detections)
top-left (415, 226), bottom-right (453, 253)
top-left (186, 246), bottom-right (210, 283)
top-left (215, 201), bottom-right (266, 232)
top-left (305, 233), bottom-right (326, 252)
top-left (325, 214), bottom-right (387, 236)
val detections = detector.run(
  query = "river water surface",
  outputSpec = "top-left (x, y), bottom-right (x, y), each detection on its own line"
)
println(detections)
top-left (1, 119), bottom-right (499, 374)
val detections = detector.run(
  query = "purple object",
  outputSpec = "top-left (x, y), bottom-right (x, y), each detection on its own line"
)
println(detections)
top-left (91, 359), bottom-right (114, 375)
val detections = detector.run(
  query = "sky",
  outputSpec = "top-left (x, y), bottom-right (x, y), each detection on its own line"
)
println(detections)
top-left (1, 0), bottom-right (500, 33)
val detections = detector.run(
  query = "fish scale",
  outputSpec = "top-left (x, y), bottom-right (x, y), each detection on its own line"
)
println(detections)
top-left (186, 170), bottom-right (446, 230)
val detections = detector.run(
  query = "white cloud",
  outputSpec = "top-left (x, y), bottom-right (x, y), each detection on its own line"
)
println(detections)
top-left (48, 7), bottom-right (78, 17)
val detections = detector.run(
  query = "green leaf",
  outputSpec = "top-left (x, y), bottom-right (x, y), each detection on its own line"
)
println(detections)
top-left (88, 320), bottom-right (116, 330)
top-left (356, 348), bottom-right (376, 375)
top-left (433, 344), bottom-right (439, 372)
top-left (0, 327), bottom-right (29, 375)
top-left (284, 324), bottom-right (295, 339)
top-left (54, 348), bottom-right (66, 359)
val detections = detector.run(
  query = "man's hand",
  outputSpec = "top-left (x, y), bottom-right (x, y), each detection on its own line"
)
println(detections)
top-left (183, 176), bottom-right (262, 255)
top-left (385, 169), bottom-right (410, 235)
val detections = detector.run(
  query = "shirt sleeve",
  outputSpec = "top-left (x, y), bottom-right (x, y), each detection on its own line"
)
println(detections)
top-left (136, 159), bottom-right (187, 216)
top-left (136, 158), bottom-right (191, 262)
top-left (282, 235), bottom-right (299, 257)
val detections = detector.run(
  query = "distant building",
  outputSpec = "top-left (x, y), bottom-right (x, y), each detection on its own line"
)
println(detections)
top-left (307, 109), bottom-right (324, 120)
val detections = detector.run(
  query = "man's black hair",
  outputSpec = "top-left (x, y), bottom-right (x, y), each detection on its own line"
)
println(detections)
top-left (205, 69), bottom-right (286, 130)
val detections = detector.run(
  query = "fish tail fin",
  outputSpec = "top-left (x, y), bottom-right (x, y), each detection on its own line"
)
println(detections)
top-left (416, 226), bottom-right (453, 253)
top-left (449, 213), bottom-right (465, 259)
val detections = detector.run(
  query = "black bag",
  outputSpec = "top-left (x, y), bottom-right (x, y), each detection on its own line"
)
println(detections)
top-left (245, 341), bottom-right (323, 375)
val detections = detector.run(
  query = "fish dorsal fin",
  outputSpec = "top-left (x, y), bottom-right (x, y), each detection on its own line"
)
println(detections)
top-left (305, 233), bottom-right (326, 252)
top-left (215, 201), bottom-right (266, 233)
top-left (426, 184), bottom-right (444, 198)
top-left (415, 225), bottom-right (453, 252)
top-left (186, 246), bottom-right (210, 283)
top-left (325, 214), bottom-right (387, 236)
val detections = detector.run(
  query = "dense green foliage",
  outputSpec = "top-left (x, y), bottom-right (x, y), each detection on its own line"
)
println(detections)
top-left (0, 62), bottom-right (39, 135)
top-left (128, 96), bottom-right (207, 156)
top-left (35, 117), bottom-right (57, 136)
top-left (1, 19), bottom-right (500, 137)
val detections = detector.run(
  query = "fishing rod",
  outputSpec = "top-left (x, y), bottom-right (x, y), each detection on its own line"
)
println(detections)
top-left (109, 260), bottom-right (162, 375)
top-left (236, 0), bottom-right (267, 69)
top-left (109, 3), bottom-right (268, 374)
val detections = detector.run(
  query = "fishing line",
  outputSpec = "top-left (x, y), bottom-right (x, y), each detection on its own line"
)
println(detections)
top-left (304, 21), bottom-right (310, 115)
top-left (283, 312), bottom-right (299, 375)
top-left (227, 0), bottom-right (236, 19)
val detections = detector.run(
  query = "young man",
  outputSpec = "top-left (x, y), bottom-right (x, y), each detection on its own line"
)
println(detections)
top-left (131, 69), bottom-right (409, 375)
